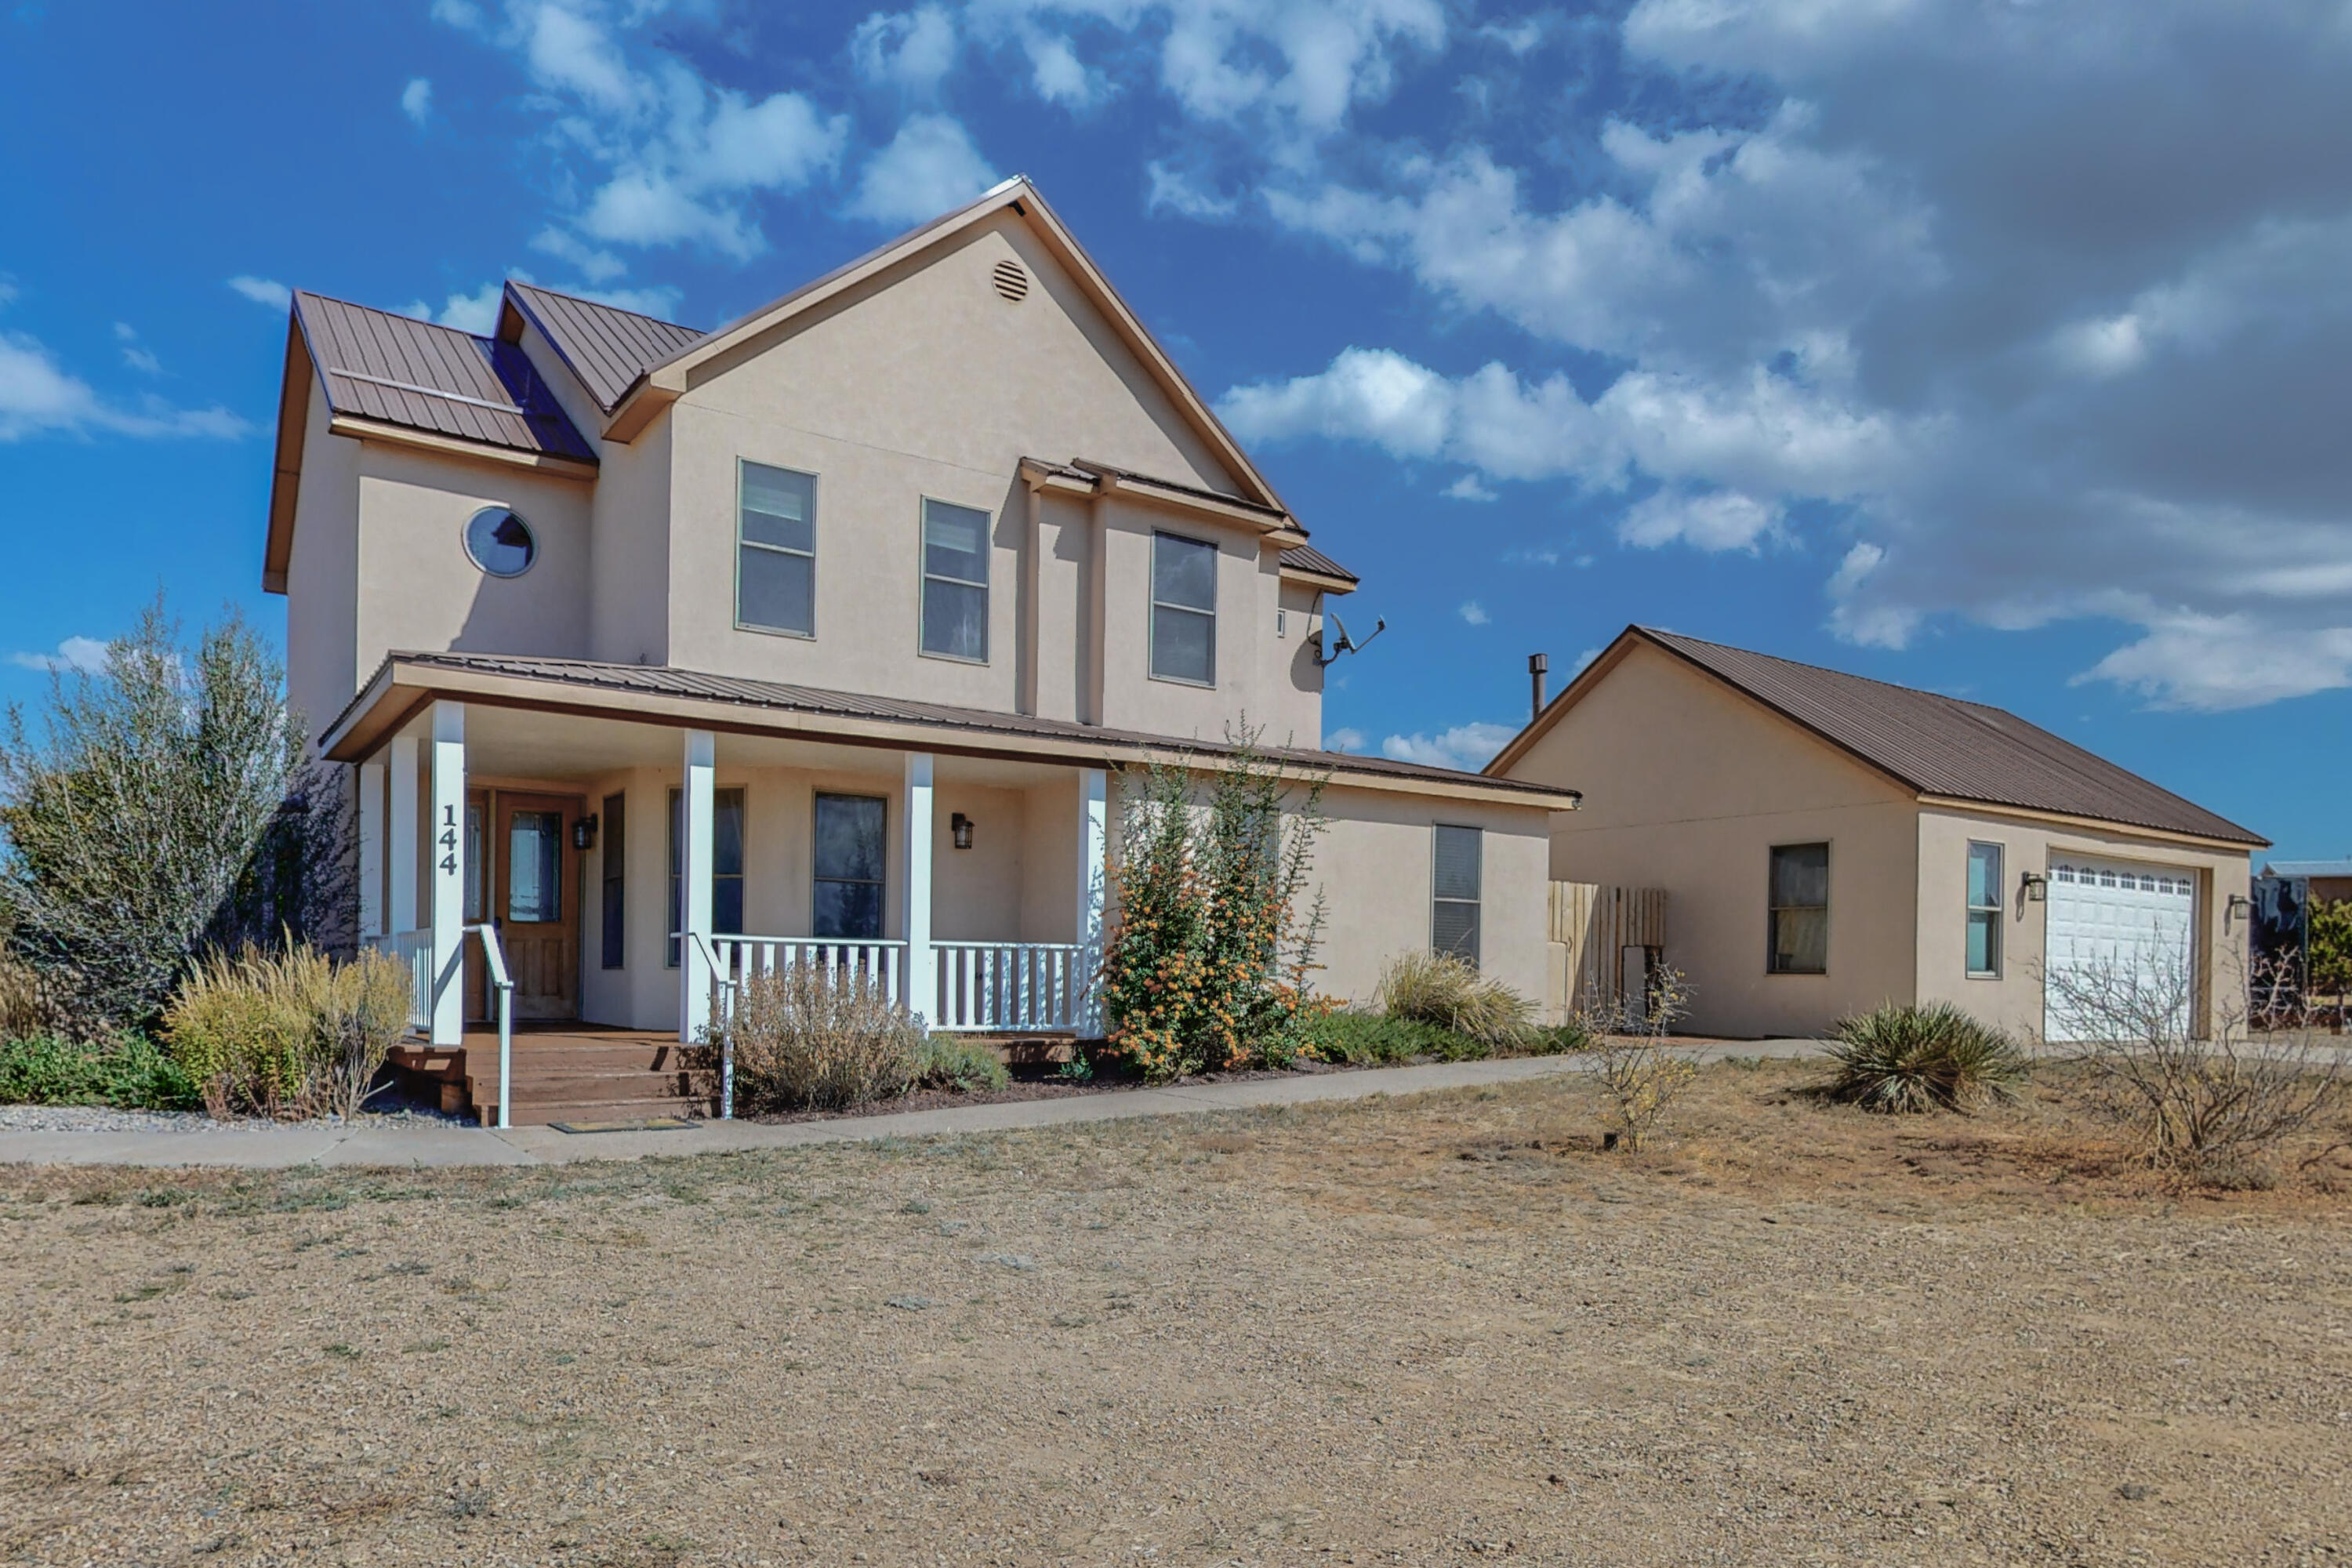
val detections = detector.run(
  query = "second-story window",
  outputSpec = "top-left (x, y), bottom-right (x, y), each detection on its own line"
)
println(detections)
top-left (920, 499), bottom-right (989, 662)
top-left (1150, 532), bottom-right (1216, 685)
top-left (738, 460), bottom-right (815, 637)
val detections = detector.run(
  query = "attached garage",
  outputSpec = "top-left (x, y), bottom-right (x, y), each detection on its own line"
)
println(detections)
top-left (2042, 856), bottom-right (2198, 1043)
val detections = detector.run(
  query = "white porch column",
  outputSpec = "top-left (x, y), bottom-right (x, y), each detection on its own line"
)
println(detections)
top-left (388, 732), bottom-right (418, 935)
top-left (1076, 768), bottom-right (1107, 1033)
top-left (357, 761), bottom-right (385, 940)
top-left (427, 702), bottom-right (466, 1047)
top-left (904, 752), bottom-right (935, 1024)
top-left (678, 729), bottom-right (716, 1041)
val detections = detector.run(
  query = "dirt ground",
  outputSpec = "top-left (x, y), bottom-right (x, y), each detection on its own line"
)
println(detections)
top-left (3, 1060), bottom-right (2349, 1567)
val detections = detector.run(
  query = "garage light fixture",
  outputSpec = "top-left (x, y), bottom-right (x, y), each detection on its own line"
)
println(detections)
top-left (950, 812), bottom-right (975, 851)
top-left (2227, 892), bottom-right (2252, 923)
top-left (572, 815), bottom-right (597, 851)
top-left (2019, 870), bottom-right (2048, 902)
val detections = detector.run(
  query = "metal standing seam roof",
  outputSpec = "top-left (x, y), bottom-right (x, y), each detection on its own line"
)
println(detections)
top-left (292, 292), bottom-right (597, 463)
top-left (2262, 860), bottom-right (2352, 879)
top-left (501, 281), bottom-right (706, 413)
top-left (1278, 543), bottom-right (1358, 584)
top-left (349, 651), bottom-right (1574, 801)
top-left (1638, 628), bottom-right (2267, 846)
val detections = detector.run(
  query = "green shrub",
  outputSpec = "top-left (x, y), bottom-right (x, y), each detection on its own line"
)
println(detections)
top-left (0, 1032), bottom-right (199, 1110)
top-left (724, 964), bottom-right (927, 1112)
top-left (1374, 951), bottom-right (1536, 1048)
top-left (1305, 1009), bottom-right (1465, 1065)
top-left (163, 942), bottom-right (410, 1119)
top-left (914, 1036), bottom-right (1011, 1094)
top-left (1824, 1002), bottom-right (2028, 1113)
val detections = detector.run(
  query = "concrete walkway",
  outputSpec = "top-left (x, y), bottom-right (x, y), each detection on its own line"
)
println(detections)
top-left (0, 1039), bottom-right (1824, 1169)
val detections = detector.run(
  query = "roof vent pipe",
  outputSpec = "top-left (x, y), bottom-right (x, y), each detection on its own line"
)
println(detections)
top-left (1528, 652), bottom-right (1549, 722)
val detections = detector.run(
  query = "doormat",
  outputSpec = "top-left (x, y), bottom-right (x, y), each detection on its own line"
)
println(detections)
top-left (547, 1117), bottom-right (700, 1135)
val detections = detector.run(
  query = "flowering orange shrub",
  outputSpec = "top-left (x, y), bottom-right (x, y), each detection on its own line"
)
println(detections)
top-left (1099, 733), bottom-right (1330, 1082)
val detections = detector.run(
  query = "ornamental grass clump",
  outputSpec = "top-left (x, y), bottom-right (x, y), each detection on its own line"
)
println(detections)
top-left (162, 941), bottom-right (410, 1119)
top-left (1375, 950), bottom-right (1535, 1050)
top-left (1099, 728), bottom-right (1331, 1082)
top-left (724, 962), bottom-right (928, 1111)
top-left (1824, 1001), bottom-right (2029, 1114)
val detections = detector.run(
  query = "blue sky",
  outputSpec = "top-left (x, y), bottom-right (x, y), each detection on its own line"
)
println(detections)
top-left (2, 0), bottom-right (2345, 862)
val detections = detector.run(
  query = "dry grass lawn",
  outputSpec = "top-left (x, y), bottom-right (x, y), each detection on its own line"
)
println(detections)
top-left (3, 1059), bottom-right (2350, 1566)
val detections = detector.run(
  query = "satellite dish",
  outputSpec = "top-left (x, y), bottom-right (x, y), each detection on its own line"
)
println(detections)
top-left (1314, 610), bottom-right (1387, 668)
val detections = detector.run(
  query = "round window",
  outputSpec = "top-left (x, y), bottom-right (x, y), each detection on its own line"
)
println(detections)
top-left (463, 507), bottom-right (536, 578)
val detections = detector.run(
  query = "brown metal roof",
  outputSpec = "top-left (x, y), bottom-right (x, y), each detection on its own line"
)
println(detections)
top-left (1637, 628), bottom-right (2266, 845)
top-left (1278, 543), bottom-right (1357, 584)
top-left (500, 281), bottom-right (706, 413)
top-left (293, 292), bottom-right (595, 463)
top-left (338, 651), bottom-right (1575, 804)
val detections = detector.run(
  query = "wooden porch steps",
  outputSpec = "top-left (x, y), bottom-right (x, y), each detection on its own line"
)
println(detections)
top-left (391, 1027), bottom-right (716, 1127)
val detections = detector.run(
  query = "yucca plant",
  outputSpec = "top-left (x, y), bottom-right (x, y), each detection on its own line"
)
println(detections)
top-left (1824, 1002), bottom-right (2028, 1113)
top-left (1374, 950), bottom-right (1535, 1049)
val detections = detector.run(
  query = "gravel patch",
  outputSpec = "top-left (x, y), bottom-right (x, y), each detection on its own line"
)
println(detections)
top-left (0, 1105), bottom-right (223, 1134)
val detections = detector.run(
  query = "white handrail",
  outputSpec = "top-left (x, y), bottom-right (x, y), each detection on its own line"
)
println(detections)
top-left (684, 930), bottom-right (738, 1120)
top-left (465, 924), bottom-right (514, 1131)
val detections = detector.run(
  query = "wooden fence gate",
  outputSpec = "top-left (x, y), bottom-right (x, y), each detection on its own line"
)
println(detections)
top-left (1548, 882), bottom-right (1668, 1022)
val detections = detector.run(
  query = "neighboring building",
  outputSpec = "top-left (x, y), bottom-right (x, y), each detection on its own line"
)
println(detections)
top-left (1488, 626), bottom-right (2267, 1042)
top-left (2259, 860), bottom-right (2352, 905)
top-left (263, 176), bottom-right (1575, 1114)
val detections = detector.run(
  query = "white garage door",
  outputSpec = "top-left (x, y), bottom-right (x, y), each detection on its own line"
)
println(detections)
top-left (2043, 857), bottom-right (2197, 1044)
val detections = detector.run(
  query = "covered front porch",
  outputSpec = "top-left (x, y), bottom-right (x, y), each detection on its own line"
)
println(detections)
top-left (348, 693), bottom-right (1109, 1120)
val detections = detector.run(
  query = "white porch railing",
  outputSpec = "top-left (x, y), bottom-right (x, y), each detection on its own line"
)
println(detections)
top-left (366, 927), bottom-right (434, 1035)
top-left (708, 936), bottom-right (911, 1002)
top-left (466, 924), bottom-right (515, 1131)
top-left (931, 942), bottom-right (1094, 1033)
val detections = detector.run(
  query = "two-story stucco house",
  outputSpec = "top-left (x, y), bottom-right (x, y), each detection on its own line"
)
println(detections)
top-left (263, 176), bottom-right (1579, 1122)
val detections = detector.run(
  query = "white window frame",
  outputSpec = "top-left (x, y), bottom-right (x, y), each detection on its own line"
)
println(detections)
top-left (916, 496), bottom-right (991, 665)
top-left (1149, 530), bottom-right (1218, 688)
top-left (735, 459), bottom-right (818, 641)
top-left (1965, 840), bottom-right (2003, 979)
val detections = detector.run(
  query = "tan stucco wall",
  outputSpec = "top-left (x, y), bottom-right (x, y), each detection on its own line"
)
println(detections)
top-left (1287, 784), bottom-right (1555, 1018)
top-left (284, 378), bottom-right (361, 746)
top-left (352, 443), bottom-right (593, 682)
top-left (1501, 641), bottom-right (1921, 1037)
top-left (1914, 806), bottom-right (2252, 1041)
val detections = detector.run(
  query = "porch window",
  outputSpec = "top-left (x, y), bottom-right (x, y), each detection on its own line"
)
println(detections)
top-left (737, 461), bottom-right (816, 637)
top-left (920, 499), bottom-right (989, 662)
top-left (463, 804), bottom-right (485, 923)
top-left (601, 791), bottom-right (626, 969)
top-left (813, 793), bottom-right (886, 940)
top-left (507, 811), bottom-right (563, 922)
top-left (1150, 532), bottom-right (1216, 685)
top-left (1965, 841), bottom-right (2003, 978)
top-left (1768, 842), bottom-right (1829, 975)
top-left (666, 787), bottom-right (746, 967)
top-left (1432, 824), bottom-right (1482, 966)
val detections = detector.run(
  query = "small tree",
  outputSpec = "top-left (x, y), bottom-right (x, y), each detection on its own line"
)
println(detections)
top-left (2308, 898), bottom-right (2352, 999)
top-left (0, 601), bottom-right (311, 1027)
top-left (1099, 729), bottom-right (1330, 1081)
top-left (1579, 964), bottom-right (1698, 1151)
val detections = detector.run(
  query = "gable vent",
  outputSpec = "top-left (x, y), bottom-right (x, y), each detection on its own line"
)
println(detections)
top-left (991, 259), bottom-right (1030, 303)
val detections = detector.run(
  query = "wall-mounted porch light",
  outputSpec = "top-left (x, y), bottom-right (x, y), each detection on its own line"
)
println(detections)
top-left (950, 811), bottom-right (975, 851)
top-left (2227, 892), bottom-right (2254, 924)
top-left (572, 815), bottom-right (598, 851)
top-left (2019, 870), bottom-right (2048, 903)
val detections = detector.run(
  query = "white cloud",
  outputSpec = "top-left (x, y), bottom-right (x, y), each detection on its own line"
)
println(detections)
top-left (848, 114), bottom-right (999, 226)
top-left (1145, 160), bottom-right (1236, 220)
top-left (405, 281), bottom-right (508, 335)
top-left (1570, 645), bottom-right (1601, 673)
top-left (1617, 488), bottom-right (1780, 553)
top-left (1458, 601), bottom-right (1490, 625)
top-left (440, 2), bottom-right (848, 263)
top-left (2082, 614), bottom-right (2352, 713)
top-left (1380, 720), bottom-right (1518, 772)
top-left (1325, 726), bottom-right (1367, 751)
top-left (7, 636), bottom-right (110, 676)
top-left (227, 275), bottom-right (292, 310)
top-left (0, 332), bottom-right (249, 443)
top-left (1020, 29), bottom-right (1102, 105)
top-left (851, 5), bottom-right (959, 92)
top-left (1443, 474), bottom-right (1496, 501)
top-left (114, 322), bottom-right (161, 376)
top-left (528, 226), bottom-right (628, 284)
top-left (401, 77), bottom-right (434, 125)
top-left (430, 0), bottom-right (484, 28)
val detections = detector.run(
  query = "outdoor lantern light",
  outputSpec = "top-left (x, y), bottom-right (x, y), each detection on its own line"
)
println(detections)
top-left (951, 811), bottom-right (975, 850)
top-left (2020, 870), bottom-right (2048, 902)
top-left (572, 815), bottom-right (597, 851)
top-left (2227, 892), bottom-right (2254, 923)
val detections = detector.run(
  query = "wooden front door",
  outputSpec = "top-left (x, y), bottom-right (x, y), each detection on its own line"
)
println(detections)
top-left (464, 791), bottom-right (583, 1022)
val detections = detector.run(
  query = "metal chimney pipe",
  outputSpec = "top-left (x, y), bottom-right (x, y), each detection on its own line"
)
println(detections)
top-left (1528, 652), bottom-right (1549, 721)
